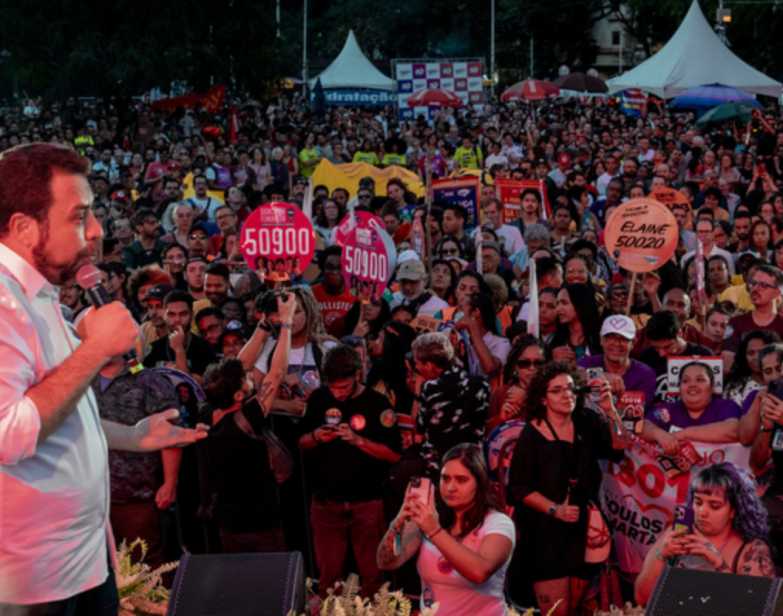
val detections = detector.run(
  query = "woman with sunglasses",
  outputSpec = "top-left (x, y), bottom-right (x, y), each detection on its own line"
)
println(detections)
top-left (436, 235), bottom-right (465, 260)
top-left (487, 336), bottom-right (550, 430)
top-left (507, 362), bottom-right (629, 616)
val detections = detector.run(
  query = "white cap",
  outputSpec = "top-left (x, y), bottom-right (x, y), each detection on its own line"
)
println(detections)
top-left (600, 315), bottom-right (636, 340)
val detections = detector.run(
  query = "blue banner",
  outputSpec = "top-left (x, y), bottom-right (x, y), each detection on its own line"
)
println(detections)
top-left (311, 90), bottom-right (397, 106)
top-left (432, 176), bottom-right (481, 231)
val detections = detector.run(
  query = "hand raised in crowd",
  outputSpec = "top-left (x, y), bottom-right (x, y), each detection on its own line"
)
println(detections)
top-left (657, 527), bottom-right (689, 560)
top-left (761, 392), bottom-right (783, 428)
top-left (551, 346), bottom-right (577, 363)
top-left (405, 485), bottom-right (441, 537)
top-left (592, 379), bottom-right (617, 417)
top-left (169, 326), bottom-right (186, 354)
top-left (500, 386), bottom-right (525, 421)
top-left (554, 494), bottom-right (580, 523)
top-left (81, 303), bottom-right (139, 362)
top-left (353, 319), bottom-right (371, 338)
top-left (335, 423), bottom-right (362, 446)
top-left (277, 292), bottom-right (296, 321)
top-left (603, 372), bottom-right (626, 396)
top-left (657, 430), bottom-right (680, 456)
top-left (643, 271), bottom-right (661, 298)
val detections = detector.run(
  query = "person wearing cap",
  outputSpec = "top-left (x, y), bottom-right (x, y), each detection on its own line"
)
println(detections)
top-left (141, 283), bottom-right (174, 345)
top-left (639, 310), bottom-right (713, 406)
top-left (603, 282), bottom-right (649, 332)
top-left (220, 320), bottom-right (251, 358)
top-left (547, 152), bottom-right (571, 189)
top-left (184, 254), bottom-right (208, 300)
top-left (187, 222), bottom-right (211, 258)
top-left (390, 259), bottom-right (449, 318)
top-left (578, 315), bottom-right (656, 412)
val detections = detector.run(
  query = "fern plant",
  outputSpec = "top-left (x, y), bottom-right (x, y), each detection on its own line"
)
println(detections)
top-left (114, 538), bottom-right (179, 615)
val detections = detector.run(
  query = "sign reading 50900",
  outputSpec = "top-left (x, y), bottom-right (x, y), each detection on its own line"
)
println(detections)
top-left (240, 202), bottom-right (315, 270)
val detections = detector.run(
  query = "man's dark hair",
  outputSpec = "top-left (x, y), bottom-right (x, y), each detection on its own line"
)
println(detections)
top-left (520, 188), bottom-right (541, 203)
top-left (704, 187), bottom-right (722, 202)
top-left (381, 205), bottom-right (401, 220)
top-left (164, 289), bottom-right (195, 310)
top-left (195, 306), bottom-right (224, 325)
top-left (321, 345), bottom-right (364, 384)
top-left (205, 262), bottom-right (230, 281)
top-left (133, 208), bottom-right (158, 228)
top-left (0, 144), bottom-right (90, 237)
top-left (707, 254), bottom-right (730, 270)
top-left (318, 244), bottom-right (342, 270)
top-left (697, 207), bottom-right (715, 220)
top-left (734, 210), bottom-right (751, 224)
top-left (755, 264), bottom-right (783, 288)
top-left (536, 256), bottom-right (561, 281)
top-left (444, 203), bottom-right (469, 221)
top-left (695, 218), bottom-right (715, 230)
top-left (646, 310), bottom-right (681, 342)
top-left (203, 357), bottom-right (246, 410)
top-left (217, 296), bottom-right (243, 313)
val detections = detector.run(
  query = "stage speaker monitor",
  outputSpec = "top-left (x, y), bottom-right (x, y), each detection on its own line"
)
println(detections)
top-left (647, 565), bottom-right (782, 616)
top-left (167, 551), bottom-right (306, 616)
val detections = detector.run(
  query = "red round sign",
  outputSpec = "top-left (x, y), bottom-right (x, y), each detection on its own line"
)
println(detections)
top-left (342, 225), bottom-right (393, 304)
top-left (332, 210), bottom-right (385, 247)
top-left (240, 202), bottom-right (316, 279)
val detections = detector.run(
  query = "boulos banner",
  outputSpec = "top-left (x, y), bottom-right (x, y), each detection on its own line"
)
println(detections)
top-left (495, 178), bottom-right (551, 225)
top-left (600, 436), bottom-right (750, 575)
top-left (150, 85), bottom-right (226, 113)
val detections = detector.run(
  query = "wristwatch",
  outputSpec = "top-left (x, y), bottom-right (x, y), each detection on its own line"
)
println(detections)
top-left (549, 504), bottom-right (558, 517)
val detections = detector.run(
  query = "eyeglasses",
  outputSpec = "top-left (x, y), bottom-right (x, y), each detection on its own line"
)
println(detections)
top-left (441, 248), bottom-right (459, 256)
top-left (189, 234), bottom-right (208, 240)
top-left (547, 385), bottom-right (576, 396)
top-left (749, 280), bottom-right (779, 291)
top-left (323, 265), bottom-right (340, 273)
top-left (358, 194), bottom-right (372, 200)
top-left (516, 359), bottom-right (546, 369)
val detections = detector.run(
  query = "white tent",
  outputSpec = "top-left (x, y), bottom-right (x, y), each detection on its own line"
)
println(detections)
top-left (606, 0), bottom-right (781, 99)
top-left (308, 30), bottom-right (395, 91)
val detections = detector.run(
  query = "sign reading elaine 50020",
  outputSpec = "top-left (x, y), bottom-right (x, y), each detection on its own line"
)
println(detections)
top-left (604, 198), bottom-right (679, 273)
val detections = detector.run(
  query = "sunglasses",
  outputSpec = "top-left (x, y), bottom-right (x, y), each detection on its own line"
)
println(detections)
top-left (189, 234), bottom-right (208, 240)
top-left (516, 359), bottom-right (546, 369)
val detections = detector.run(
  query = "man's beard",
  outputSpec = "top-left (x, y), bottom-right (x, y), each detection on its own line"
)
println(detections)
top-left (32, 226), bottom-right (96, 286)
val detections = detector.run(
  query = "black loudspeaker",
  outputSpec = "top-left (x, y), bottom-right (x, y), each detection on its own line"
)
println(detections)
top-left (647, 566), bottom-right (782, 616)
top-left (167, 552), bottom-right (306, 615)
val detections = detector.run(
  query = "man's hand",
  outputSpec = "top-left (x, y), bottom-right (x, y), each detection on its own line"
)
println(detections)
top-left (335, 423), bottom-right (362, 446)
top-left (313, 426), bottom-right (341, 443)
top-left (169, 326), bottom-right (186, 354)
top-left (554, 495), bottom-right (580, 523)
top-left (81, 303), bottom-right (139, 361)
top-left (604, 372), bottom-right (626, 396)
top-left (132, 409), bottom-right (209, 451)
top-left (283, 398), bottom-right (307, 416)
top-left (155, 481), bottom-right (177, 510)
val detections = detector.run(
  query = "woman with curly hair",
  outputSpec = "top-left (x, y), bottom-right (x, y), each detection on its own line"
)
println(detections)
top-left (243, 286), bottom-right (338, 416)
top-left (635, 462), bottom-right (774, 606)
top-left (507, 361), bottom-right (629, 616)
top-left (487, 336), bottom-right (550, 430)
top-left (724, 330), bottom-right (781, 407)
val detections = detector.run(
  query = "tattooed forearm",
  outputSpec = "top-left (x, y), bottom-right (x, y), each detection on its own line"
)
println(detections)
top-left (377, 529), bottom-right (400, 569)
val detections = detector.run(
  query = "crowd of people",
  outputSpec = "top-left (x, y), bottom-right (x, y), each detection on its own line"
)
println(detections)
top-left (6, 91), bottom-right (783, 615)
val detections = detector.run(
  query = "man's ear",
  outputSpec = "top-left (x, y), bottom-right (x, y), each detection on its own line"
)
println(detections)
top-left (6, 212), bottom-right (40, 249)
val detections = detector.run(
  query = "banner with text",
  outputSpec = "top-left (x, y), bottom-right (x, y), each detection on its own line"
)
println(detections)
top-left (600, 437), bottom-right (750, 575)
top-left (432, 175), bottom-right (481, 231)
top-left (495, 178), bottom-right (551, 224)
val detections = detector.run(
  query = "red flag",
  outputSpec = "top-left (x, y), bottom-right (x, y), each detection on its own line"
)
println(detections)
top-left (228, 104), bottom-right (239, 145)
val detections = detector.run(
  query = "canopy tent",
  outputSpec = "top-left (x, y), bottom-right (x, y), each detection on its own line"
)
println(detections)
top-left (308, 30), bottom-right (395, 91)
top-left (606, 0), bottom-right (782, 99)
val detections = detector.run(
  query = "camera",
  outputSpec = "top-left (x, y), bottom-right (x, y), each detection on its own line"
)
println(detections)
top-left (257, 289), bottom-right (289, 316)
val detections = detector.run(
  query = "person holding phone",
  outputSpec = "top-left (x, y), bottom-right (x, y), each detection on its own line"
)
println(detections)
top-left (377, 444), bottom-right (515, 616)
top-left (507, 361), bottom-right (629, 616)
top-left (635, 462), bottom-right (774, 606)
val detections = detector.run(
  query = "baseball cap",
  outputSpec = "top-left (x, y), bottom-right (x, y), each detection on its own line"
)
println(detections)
top-left (535, 158), bottom-right (548, 167)
top-left (480, 240), bottom-right (501, 254)
top-left (397, 249), bottom-right (420, 265)
top-left (188, 223), bottom-right (209, 237)
top-left (600, 315), bottom-right (636, 340)
top-left (110, 190), bottom-right (128, 202)
top-left (738, 247), bottom-right (761, 258)
top-left (558, 153), bottom-right (571, 167)
top-left (608, 282), bottom-right (629, 296)
top-left (396, 259), bottom-right (427, 281)
top-left (186, 255), bottom-right (208, 267)
top-left (222, 320), bottom-right (251, 341)
top-left (147, 283), bottom-right (174, 302)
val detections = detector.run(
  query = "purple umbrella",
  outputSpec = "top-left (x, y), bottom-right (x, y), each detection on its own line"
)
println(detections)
top-left (669, 83), bottom-right (761, 117)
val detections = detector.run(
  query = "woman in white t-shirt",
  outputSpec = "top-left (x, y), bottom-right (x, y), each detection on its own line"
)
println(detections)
top-left (377, 444), bottom-right (515, 616)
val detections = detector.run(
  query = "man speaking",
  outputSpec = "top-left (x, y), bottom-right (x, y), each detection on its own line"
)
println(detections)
top-left (0, 144), bottom-right (208, 614)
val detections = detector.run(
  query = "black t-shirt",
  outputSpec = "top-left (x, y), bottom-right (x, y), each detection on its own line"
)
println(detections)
top-left (639, 341), bottom-right (713, 405)
top-left (723, 312), bottom-right (783, 355)
top-left (143, 333), bottom-right (218, 376)
top-left (301, 387), bottom-right (402, 502)
top-left (197, 399), bottom-right (279, 533)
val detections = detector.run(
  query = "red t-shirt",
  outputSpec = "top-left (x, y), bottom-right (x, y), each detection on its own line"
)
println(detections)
top-left (311, 283), bottom-right (356, 329)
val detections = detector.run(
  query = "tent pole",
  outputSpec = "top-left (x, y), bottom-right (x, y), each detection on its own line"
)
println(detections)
top-left (302, 0), bottom-right (308, 99)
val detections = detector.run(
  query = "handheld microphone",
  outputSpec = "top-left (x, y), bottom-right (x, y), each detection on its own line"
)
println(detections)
top-left (76, 264), bottom-right (143, 373)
